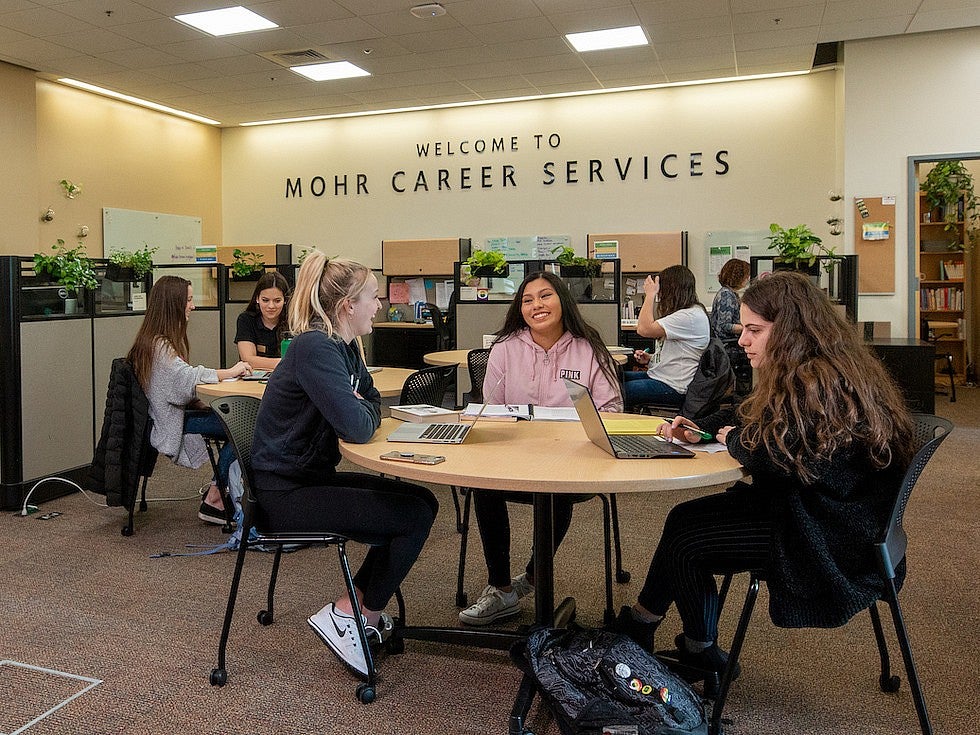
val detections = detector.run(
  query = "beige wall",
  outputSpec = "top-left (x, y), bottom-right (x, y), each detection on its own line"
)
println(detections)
top-left (0, 62), bottom-right (39, 255)
top-left (32, 79), bottom-right (222, 259)
top-left (221, 71), bottom-right (840, 294)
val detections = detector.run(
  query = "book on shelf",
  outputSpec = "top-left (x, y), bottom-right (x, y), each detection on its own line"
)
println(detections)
top-left (389, 404), bottom-right (461, 423)
top-left (941, 260), bottom-right (964, 280)
top-left (460, 403), bottom-right (580, 422)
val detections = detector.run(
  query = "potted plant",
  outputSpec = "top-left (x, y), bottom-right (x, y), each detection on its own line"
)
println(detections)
top-left (551, 245), bottom-right (602, 277)
top-left (766, 223), bottom-right (837, 271)
top-left (920, 160), bottom-right (978, 251)
top-left (231, 248), bottom-right (266, 280)
top-left (462, 249), bottom-right (509, 278)
top-left (106, 244), bottom-right (157, 282)
top-left (33, 239), bottom-right (99, 313)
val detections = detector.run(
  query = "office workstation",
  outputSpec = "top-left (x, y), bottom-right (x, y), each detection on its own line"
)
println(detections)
top-left (1, 5), bottom-right (978, 735)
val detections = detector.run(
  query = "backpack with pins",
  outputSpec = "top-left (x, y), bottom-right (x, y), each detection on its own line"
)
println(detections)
top-left (512, 625), bottom-right (708, 735)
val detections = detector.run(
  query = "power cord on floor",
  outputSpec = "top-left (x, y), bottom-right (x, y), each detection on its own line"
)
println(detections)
top-left (16, 476), bottom-right (205, 516)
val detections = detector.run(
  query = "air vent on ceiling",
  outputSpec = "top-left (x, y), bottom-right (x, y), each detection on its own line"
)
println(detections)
top-left (259, 48), bottom-right (335, 68)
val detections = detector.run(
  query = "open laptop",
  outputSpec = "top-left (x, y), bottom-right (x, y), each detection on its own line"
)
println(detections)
top-left (563, 379), bottom-right (695, 459)
top-left (387, 399), bottom-right (489, 444)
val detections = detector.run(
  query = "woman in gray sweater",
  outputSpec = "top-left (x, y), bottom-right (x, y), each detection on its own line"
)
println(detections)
top-left (127, 275), bottom-right (252, 524)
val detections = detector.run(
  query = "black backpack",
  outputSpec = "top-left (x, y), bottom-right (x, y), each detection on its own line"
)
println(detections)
top-left (512, 626), bottom-right (708, 735)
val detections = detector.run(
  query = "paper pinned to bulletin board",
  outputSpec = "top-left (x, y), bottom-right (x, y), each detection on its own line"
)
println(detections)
top-left (853, 196), bottom-right (896, 294)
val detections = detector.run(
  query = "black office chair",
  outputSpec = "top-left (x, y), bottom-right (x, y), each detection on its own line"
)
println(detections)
top-left (933, 351), bottom-right (956, 402)
top-left (425, 302), bottom-right (453, 352)
top-left (634, 338), bottom-right (734, 419)
top-left (398, 364), bottom-right (456, 407)
top-left (706, 414), bottom-right (953, 735)
top-left (721, 337), bottom-right (752, 399)
top-left (207, 395), bottom-right (405, 704)
top-left (88, 357), bottom-right (159, 536)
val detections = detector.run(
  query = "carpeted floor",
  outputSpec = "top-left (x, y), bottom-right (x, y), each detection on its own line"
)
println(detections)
top-left (2, 388), bottom-right (978, 735)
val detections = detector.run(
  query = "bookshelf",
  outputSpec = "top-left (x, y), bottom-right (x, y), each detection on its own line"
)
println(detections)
top-left (916, 192), bottom-right (969, 380)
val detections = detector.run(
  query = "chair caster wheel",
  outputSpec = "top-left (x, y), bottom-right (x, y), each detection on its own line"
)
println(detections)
top-left (879, 674), bottom-right (901, 692)
top-left (210, 668), bottom-right (227, 686)
top-left (257, 610), bottom-right (273, 625)
top-left (121, 526), bottom-right (133, 537)
top-left (356, 683), bottom-right (376, 703)
top-left (616, 570), bottom-right (631, 583)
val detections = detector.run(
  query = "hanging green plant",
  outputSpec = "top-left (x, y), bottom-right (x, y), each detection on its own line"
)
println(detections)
top-left (231, 248), bottom-right (266, 279)
top-left (33, 239), bottom-right (99, 290)
top-left (766, 223), bottom-right (837, 268)
top-left (463, 249), bottom-right (509, 277)
top-left (551, 245), bottom-right (602, 277)
top-left (108, 243), bottom-right (157, 280)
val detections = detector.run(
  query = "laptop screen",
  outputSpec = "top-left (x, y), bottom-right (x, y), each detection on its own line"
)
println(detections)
top-left (563, 378), bottom-right (618, 455)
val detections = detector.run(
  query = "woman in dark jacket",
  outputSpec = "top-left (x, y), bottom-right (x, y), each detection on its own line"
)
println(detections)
top-left (616, 271), bottom-right (915, 678)
top-left (251, 250), bottom-right (437, 681)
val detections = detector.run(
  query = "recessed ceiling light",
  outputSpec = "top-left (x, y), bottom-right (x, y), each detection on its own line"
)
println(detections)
top-left (291, 61), bottom-right (371, 82)
top-left (175, 6), bottom-right (278, 37)
top-left (565, 25), bottom-right (648, 52)
top-left (410, 4), bottom-right (446, 19)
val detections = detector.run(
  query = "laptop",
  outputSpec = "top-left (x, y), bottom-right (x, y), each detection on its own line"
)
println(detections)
top-left (563, 379), bottom-right (695, 459)
top-left (386, 399), bottom-right (489, 444)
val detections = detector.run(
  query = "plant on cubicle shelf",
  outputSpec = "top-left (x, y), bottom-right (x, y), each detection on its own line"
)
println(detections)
top-left (766, 223), bottom-right (838, 273)
top-left (920, 160), bottom-right (977, 251)
top-left (462, 249), bottom-right (509, 279)
top-left (107, 243), bottom-right (157, 282)
top-left (231, 248), bottom-right (266, 280)
top-left (551, 245), bottom-right (602, 277)
top-left (33, 239), bottom-right (99, 314)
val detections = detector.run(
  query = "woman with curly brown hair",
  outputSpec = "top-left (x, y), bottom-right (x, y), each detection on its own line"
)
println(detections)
top-left (615, 271), bottom-right (915, 680)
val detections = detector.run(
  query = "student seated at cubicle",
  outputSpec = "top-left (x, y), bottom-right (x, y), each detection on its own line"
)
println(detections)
top-left (126, 276), bottom-right (253, 525)
top-left (250, 251), bottom-right (438, 680)
top-left (622, 265), bottom-right (710, 412)
top-left (458, 271), bottom-right (622, 627)
top-left (709, 258), bottom-right (750, 340)
top-left (614, 271), bottom-right (916, 679)
top-left (234, 271), bottom-right (290, 371)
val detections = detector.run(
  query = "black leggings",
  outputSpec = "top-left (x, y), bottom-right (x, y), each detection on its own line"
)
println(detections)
top-left (473, 490), bottom-right (580, 589)
top-left (255, 471), bottom-right (438, 612)
top-left (637, 483), bottom-right (772, 644)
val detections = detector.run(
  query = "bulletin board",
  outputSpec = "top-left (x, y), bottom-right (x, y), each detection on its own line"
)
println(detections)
top-left (103, 207), bottom-right (202, 264)
top-left (852, 197), bottom-right (896, 294)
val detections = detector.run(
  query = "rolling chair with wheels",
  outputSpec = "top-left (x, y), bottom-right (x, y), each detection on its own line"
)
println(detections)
top-left (706, 414), bottom-right (952, 735)
top-left (207, 395), bottom-right (406, 704)
top-left (424, 302), bottom-right (454, 351)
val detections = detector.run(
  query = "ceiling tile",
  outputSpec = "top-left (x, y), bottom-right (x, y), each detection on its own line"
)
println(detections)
top-left (249, 0), bottom-right (352, 26)
top-left (51, 0), bottom-right (163, 28)
top-left (0, 6), bottom-right (98, 36)
top-left (446, 0), bottom-right (543, 26)
top-left (100, 45), bottom-right (185, 69)
top-left (735, 26), bottom-right (820, 52)
top-left (292, 16), bottom-right (386, 46)
top-left (48, 28), bottom-right (142, 54)
top-left (110, 18), bottom-right (202, 45)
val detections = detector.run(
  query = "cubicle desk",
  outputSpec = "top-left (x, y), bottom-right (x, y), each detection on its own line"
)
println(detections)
top-left (340, 416), bottom-right (744, 727)
top-left (196, 367), bottom-right (415, 401)
top-left (370, 322), bottom-right (438, 368)
top-left (868, 338), bottom-right (935, 413)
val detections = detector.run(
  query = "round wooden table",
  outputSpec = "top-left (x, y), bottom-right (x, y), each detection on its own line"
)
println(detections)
top-left (196, 366), bottom-right (416, 400)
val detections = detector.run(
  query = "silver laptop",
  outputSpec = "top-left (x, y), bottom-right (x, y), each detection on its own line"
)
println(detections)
top-left (386, 399), bottom-right (489, 444)
top-left (563, 379), bottom-right (695, 459)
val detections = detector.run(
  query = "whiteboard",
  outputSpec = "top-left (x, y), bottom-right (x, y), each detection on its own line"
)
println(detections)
top-left (103, 208), bottom-right (202, 264)
top-left (703, 230), bottom-right (769, 291)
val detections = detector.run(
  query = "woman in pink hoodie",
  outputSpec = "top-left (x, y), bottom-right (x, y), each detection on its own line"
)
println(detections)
top-left (458, 271), bottom-right (622, 626)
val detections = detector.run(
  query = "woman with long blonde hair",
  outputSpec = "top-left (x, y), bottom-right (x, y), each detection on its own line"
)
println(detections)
top-left (250, 250), bottom-right (437, 682)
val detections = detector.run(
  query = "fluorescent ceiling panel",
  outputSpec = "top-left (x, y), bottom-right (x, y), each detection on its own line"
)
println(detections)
top-left (566, 26), bottom-right (648, 52)
top-left (291, 61), bottom-right (371, 81)
top-left (175, 7), bottom-right (278, 37)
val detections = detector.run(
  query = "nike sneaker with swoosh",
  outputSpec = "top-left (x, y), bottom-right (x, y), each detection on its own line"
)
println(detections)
top-left (308, 603), bottom-right (368, 678)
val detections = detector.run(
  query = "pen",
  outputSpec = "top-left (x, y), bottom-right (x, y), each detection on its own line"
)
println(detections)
top-left (677, 422), bottom-right (714, 441)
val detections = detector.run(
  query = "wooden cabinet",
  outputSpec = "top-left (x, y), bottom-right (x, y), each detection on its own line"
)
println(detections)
top-left (381, 238), bottom-right (471, 276)
top-left (916, 192), bottom-right (970, 380)
top-left (588, 232), bottom-right (686, 272)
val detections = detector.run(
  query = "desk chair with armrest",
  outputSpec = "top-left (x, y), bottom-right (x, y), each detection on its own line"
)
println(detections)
top-left (425, 302), bottom-right (454, 352)
top-left (635, 338), bottom-right (734, 420)
top-left (208, 395), bottom-right (405, 705)
top-left (706, 414), bottom-right (952, 735)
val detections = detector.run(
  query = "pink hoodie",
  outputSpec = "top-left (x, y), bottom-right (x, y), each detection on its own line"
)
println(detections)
top-left (483, 330), bottom-right (623, 412)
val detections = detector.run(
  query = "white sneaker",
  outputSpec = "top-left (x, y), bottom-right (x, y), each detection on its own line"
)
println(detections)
top-left (511, 573), bottom-right (535, 600)
top-left (458, 585), bottom-right (520, 626)
top-left (308, 603), bottom-right (369, 678)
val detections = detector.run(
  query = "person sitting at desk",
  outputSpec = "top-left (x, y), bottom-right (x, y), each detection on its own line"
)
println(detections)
top-left (623, 265), bottom-right (709, 412)
top-left (250, 251), bottom-right (438, 680)
top-left (127, 275), bottom-right (252, 525)
top-left (615, 271), bottom-right (915, 680)
top-left (458, 271), bottom-right (622, 626)
top-left (709, 258), bottom-right (750, 339)
top-left (235, 271), bottom-right (289, 371)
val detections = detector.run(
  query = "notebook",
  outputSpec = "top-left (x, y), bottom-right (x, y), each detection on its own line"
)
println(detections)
top-left (563, 379), bottom-right (695, 459)
top-left (387, 398), bottom-right (490, 444)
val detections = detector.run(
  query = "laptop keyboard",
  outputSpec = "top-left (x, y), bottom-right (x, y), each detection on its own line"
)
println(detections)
top-left (610, 434), bottom-right (671, 455)
top-left (419, 423), bottom-right (468, 441)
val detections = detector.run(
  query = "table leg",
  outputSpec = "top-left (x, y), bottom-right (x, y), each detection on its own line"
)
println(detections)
top-left (532, 492), bottom-right (556, 626)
